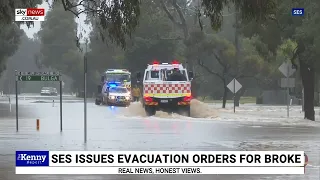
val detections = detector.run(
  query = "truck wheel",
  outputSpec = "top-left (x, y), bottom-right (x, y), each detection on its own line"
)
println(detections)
top-left (145, 105), bottom-right (156, 116)
top-left (179, 105), bottom-right (191, 117)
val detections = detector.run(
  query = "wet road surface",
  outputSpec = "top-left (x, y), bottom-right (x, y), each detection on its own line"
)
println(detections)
top-left (0, 95), bottom-right (319, 180)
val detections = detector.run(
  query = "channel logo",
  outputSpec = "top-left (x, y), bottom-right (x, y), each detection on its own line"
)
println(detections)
top-left (16, 151), bottom-right (49, 166)
top-left (292, 8), bottom-right (304, 16)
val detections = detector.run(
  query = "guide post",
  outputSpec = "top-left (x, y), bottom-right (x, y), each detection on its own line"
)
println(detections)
top-left (15, 71), bottom-right (62, 131)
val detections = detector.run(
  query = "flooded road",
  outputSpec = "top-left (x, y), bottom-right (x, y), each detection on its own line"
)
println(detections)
top-left (0, 95), bottom-right (319, 180)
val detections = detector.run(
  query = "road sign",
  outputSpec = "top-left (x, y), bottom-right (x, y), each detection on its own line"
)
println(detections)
top-left (15, 72), bottom-right (61, 81)
top-left (227, 78), bottom-right (242, 93)
top-left (15, 71), bottom-right (60, 76)
top-left (16, 75), bottom-right (60, 81)
top-left (278, 62), bottom-right (296, 77)
top-left (281, 78), bottom-right (295, 88)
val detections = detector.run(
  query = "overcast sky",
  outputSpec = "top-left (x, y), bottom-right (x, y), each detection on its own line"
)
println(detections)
top-left (21, 2), bottom-right (90, 43)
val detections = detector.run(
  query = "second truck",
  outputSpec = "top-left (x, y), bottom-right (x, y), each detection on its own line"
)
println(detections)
top-left (95, 69), bottom-right (132, 106)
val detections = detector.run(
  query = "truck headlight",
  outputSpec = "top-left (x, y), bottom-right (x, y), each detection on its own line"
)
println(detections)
top-left (125, 96), bottom-right (130, 100)
top-left (109, 96), bottom-right (115, 99)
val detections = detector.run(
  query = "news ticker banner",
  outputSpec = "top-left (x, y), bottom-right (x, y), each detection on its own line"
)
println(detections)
top-left (15, 8), bottom-right (45, 21)
top-left (16, 151), bottom-right (306, 175)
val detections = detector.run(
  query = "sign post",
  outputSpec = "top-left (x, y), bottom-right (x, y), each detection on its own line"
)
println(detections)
top-left (302, 88), bottom-right (304, 112)
top-left (84, 55), bottom-right (87, 143)
top-left (15, 70), bottom-right (18, 131)
top-left (227, 78), bottom-right (242, 113)
top-left (278, 62), bottom-right (296, 117)
top-left (286, 65), bottom-right (289, 117)
top-left (84, 39), bottom-right (88, 144)
top-left (15, 71), bottom-right (62, 131)
top-left (60, 80), bottom-right (62, 132)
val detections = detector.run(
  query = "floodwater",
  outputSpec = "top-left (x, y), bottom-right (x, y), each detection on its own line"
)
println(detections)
top-left (0, 94), bottom-right (319, 180)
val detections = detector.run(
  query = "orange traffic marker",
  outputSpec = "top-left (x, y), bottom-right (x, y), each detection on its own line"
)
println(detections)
top-left (36, 119), bottom-right (40, 131)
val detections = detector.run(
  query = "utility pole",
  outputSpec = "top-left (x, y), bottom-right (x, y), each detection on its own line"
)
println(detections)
top-left (84, 38), bottom-right (88, 143)
top-left (234, 8), bottom-right (240, 107)
top-left (302, 88), bottom-right (304, 112)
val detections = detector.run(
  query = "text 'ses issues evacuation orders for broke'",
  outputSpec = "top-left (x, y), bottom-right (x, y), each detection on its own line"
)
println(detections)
top-left (15, 151), bottom-right (307, 175)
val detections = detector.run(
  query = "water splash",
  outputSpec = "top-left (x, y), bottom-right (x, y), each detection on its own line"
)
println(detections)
top-left (120, 99), bottom-right (219, 119)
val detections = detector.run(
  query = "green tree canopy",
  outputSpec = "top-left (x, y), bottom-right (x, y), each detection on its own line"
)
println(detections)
top-left (0, 24), bottom-right (24, 75)
top-left (37, 1), bottom-right (83, 90)
top-left (54, 0), bottom-right (277, 49)
top-left (0, 0), bottom-right (42, 27)
top-left (239, 0), bottom-right (320, 120)
top-left (121, 0), bottom-right (184, 73)
top-left (0, 0), bottom-right (42, 76)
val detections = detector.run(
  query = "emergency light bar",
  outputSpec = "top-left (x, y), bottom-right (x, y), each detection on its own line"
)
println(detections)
top-left (152, 60), bottom-right (160, 65)
top-left (105, 69), bottom-right (130, 73)
top-left (107, 82), bottom-right (121, 87)
top-left (108, 84), bottom-right (117, 87)
top-left (172, 60), bottom-right (180, 64)
top-left (150, 60), bottom-right (180, 65)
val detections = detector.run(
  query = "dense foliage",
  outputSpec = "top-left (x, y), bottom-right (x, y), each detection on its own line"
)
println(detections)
top-left (37, 1), bottom-right (83, 91)
top-left (0, 0), bottom-right (42, 75)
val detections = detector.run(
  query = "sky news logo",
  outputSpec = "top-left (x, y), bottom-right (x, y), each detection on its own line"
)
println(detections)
top-left (16, 151), bottom-right (49, 166)
top-left (15, 8), bottom-right (45, 21)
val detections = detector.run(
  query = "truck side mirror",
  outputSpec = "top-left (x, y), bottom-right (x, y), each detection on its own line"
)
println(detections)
top-left (136, 72), bottom-right (141, 81)
top-left (188, 71), bottom-right (194, 80)
top-left (100, 75), bottom-right (104, 82)
top-left (97, 85), bottom-right (102, 93)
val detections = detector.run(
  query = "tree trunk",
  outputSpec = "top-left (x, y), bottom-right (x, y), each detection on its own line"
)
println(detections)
top-left (300, 59), bottom-right (315, 120)
top-left (222, 80), bottom-right (228, 108)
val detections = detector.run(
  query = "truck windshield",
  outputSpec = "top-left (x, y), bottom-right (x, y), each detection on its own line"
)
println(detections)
top-left (106, 74), bottom-right (130, 82)
top-left (165, 69), bottom-right (187, 81)
top-left (109, 87), bottom-right (128, 93)
top-left (151, 71), bottom-right (159, 78)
